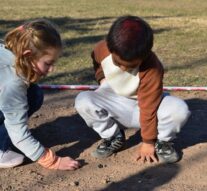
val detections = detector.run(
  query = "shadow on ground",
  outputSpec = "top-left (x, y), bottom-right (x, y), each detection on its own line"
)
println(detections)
top-left (31, 113), bottom-right (99, 159)
top-left (100, 163), bottom-right (180, 191)
top-left (175, 98), bottom-right (207, 150)
top-left (100, 146), bottom-right (207, 191)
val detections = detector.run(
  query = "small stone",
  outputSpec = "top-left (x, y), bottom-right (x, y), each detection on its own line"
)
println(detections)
top-left (70, 181), bottom-right (79, 186)
top-left (103, 178), bottom-right (111, 184)
top-left (98, 164), bottom-right (103, 168)
top-left (32, 114), bottom-right (39, 118)
top-left (7, 185), bottom-right (12, 190)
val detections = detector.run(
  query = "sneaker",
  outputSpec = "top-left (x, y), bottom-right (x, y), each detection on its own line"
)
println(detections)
top-left (0, 150), bottom-right (24, 168)
top-left (155, 140), bottom-right (180, 163)
top-left (91, 129), bottom-right (125, 159)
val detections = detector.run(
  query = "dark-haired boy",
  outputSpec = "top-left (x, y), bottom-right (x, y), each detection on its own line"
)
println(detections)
top-left (75, 16), bottom-right (190, 163)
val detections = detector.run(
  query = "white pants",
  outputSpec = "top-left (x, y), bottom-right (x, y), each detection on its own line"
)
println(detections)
top-left (75, 82), bottom-right (191, 141)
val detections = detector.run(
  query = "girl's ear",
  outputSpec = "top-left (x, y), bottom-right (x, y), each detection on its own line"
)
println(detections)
top-left (23, 50), bottom-right (32, 57)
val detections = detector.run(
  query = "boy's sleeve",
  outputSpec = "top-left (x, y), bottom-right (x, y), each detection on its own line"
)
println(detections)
top-left (91, 51), bottom-right (105, 83)
top-left (138, 53), bottom-right (164, 143)
top-left (91, 40), bottom-right (110, 83)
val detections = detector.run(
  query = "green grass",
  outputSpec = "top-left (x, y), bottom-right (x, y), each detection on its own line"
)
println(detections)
top-left (0, 0), bottom-right (207, 86)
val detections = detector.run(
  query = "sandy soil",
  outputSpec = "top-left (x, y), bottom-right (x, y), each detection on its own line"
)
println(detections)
top-left (0, 90), bottom-right (207, 191)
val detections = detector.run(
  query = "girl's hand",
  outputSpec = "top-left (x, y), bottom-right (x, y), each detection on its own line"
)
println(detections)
top-left (37, 148), bottom-right (80, 170)
top-left (57, 156), bottom-right (80, 170)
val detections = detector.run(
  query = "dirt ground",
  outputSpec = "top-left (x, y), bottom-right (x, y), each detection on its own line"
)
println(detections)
top-left (0, 90), bottom-right (207, 191)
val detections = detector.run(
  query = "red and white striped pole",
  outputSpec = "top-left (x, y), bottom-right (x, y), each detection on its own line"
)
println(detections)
top-left (163, 86), bottom-right (207, 91)
top-left (39, 84), bottom-right (98, 90)
top-left (39, 84), bottom-right (207, 91)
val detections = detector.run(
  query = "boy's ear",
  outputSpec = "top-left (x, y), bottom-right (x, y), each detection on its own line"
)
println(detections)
top-left (23, 50), bottom-right (32, 57)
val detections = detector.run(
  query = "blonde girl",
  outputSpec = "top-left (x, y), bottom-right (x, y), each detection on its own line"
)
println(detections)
top-left (0, 19), bottom-right (79, 170)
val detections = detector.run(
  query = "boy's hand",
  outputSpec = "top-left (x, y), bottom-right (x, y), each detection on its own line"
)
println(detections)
top-left (100, 78), bottom-right (106, 84)
top-left (135, 142), bottom-right (158, 163)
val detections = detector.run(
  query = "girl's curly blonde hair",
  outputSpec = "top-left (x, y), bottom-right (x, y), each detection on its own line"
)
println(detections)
top-left (4, 19), bottom-right (62, 83)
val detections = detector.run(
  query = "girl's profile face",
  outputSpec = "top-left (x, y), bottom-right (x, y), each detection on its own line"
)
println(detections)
top-left (33, 48), bottom-right (61, 76)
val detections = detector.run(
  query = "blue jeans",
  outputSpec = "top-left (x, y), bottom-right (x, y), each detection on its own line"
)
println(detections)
top-left (0, 84), bottom-right (44, 151)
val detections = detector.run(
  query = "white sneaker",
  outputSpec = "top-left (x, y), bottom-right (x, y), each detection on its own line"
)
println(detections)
top-left (0, 150), bottom-right (24, 168)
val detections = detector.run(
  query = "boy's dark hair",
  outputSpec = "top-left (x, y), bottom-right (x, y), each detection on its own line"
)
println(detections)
top-left (106, 15), bottom-right (153, 61)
